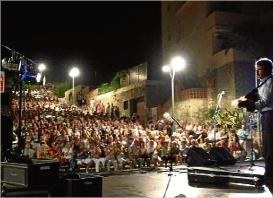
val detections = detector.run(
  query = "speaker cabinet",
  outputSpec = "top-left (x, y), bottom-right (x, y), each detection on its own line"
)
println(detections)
top-left (186, 147), bottom-right (216, 167)
top-left (188, 166), bottom-right (264, 188)
top-left (209, 147), bottom-right (236, 165)
top-left (2, 187), bottom-right (49, 197)
top-left (1, 160), bottom-right (59, 190)
top-left (51, 173), bottom-right (103, 197)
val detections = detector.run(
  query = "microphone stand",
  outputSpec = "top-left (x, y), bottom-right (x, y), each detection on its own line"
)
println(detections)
top-left (210, 92), bottom-right (233, 172)
top-left (212, 92), bottom-right (224, 147)
top-left (240, 112), bottom-right (264, 170)
top-left (162, 112), bottom-right (184, 173)
top-left (163, 121), bottom-right (175, 198)
top-left (166, 122), bottom-right (174, 173)
top-left (239, 70), bottom-right (264, 171)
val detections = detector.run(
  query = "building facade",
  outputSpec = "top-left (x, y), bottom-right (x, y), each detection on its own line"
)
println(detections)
top-left (161, 1), bottom-right (273, 119)
top-left (87, 63), bottom-right (170, 125)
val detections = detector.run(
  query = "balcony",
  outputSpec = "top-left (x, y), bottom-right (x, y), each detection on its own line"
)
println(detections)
top-left (210, 48), bottom-right (254, 68)
top-left (206, 11), bottom-right (249, 31)
top-left (179, 88), bottom-right (207, 100)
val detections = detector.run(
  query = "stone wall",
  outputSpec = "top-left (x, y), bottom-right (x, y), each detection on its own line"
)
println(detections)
top-left (157, 88), bottom-right (207, 122)
top-left (88, 81), bottom-right (146, 118)
top-left (64, 85), bottom-right (89, 105)
top-left (176, 98), bottom-right (208, 123)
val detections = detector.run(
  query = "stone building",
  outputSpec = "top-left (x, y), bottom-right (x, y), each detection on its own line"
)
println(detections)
top-left (65, 2), bottom-right (273, 124)
top-left (161, 1), bottom-right (273, 120)
top-left (64, 85), bottom-right (90, 105)
top-left (87, 62), bottom-right (170, 125)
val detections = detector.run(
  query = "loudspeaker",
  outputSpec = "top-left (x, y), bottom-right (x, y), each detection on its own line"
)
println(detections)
top-left (2, 186), bottom-right (49, 197)
top-left (1, 90), bottom-right (14, 158)
top-left (209, 147), bottom-right (236, 165)
top-left (1, 115), bottom-right (13, 156)
top-left (187, 166), bottom-right (264, 188)
top-left (1, 160), bottom-right (59, 190)
top-left (186, 147), bottom-right (216, 167)
top-left (50, 173), bottom-right (103, 197)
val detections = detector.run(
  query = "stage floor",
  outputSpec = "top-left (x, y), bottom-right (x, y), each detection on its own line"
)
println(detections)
top-left (101, 161), bottom-right (273, 197)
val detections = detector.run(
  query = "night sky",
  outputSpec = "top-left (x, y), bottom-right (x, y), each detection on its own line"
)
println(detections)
top-left (2, 1), bottom-right (162, 85)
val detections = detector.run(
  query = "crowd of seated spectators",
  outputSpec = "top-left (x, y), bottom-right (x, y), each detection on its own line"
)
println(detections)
top-left (10, 85), bottom-right (261, 173)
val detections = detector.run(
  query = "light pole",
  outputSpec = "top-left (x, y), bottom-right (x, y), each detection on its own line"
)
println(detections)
top-left (69, 67), bottom-right (80, 105)
top-left (162, 56), bottom-right (186, 117)
top-left (37, 63), bottom-right (46, 84)
top-left (162, 56), bottom-right (186, 173)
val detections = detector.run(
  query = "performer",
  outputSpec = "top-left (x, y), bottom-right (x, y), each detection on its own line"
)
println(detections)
top-left (238, 58), bottom-right (273, 189)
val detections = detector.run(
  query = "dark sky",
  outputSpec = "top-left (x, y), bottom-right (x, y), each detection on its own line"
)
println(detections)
top-left (2, 1), bottom-right (162, 85)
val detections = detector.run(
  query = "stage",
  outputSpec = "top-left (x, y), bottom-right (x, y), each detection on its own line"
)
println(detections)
top-left (101, 161), bottom-right (272, 197)
top-left (2, 160), bottom-right (272, 197)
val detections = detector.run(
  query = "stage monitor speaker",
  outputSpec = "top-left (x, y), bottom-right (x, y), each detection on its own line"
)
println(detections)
top-left (1, 160), bottom-right (59, 190)
top-left (187, 166), bottom-right (264, 189)
top-left (186, 147), bottom-right (216, 167)
top-left (209, 147), bottom-right (236, 165)
top-left (50, 173), bottom-right (103, 197)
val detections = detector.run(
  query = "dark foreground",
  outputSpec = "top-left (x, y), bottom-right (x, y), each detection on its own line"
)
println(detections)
top-left (2, 161), bottom-right (273, 197)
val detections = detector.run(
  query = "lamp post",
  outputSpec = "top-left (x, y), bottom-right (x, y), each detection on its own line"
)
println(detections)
top-left (162, 56), bottom-right (186, 173)
top-left (38, 63), bottom-right (46, 75)
top-left (37, 63), bottom-right (46, 84)
top-left (69, 67), bottom-right (80, 105)
top-left (162, 56), bottom-right (186, 117)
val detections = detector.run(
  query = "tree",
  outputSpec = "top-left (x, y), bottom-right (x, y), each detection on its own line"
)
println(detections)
top-left (53, 81), bottom-right (70, 98)
top-left (98, 72), bottom-right (121, 94)
top-left (203, 107), bottom-right (245, 129)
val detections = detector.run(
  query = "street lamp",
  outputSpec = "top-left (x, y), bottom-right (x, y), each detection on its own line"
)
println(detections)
top-left (162, 56), bottom-right (186, 117)
top-left (38, 63), bottom-right (46, 73)
top-left (37, 63), bottom-right (46, 84)
top-left (69, 67), bottom-right (80, 104)
top-left (38, 63), bottom-right (46, 85)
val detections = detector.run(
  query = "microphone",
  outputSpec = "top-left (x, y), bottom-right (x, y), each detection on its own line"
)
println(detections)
top-left (163, 112), bottom-right (184, 129)
top-left (163, 112), bottom-right (173, 123)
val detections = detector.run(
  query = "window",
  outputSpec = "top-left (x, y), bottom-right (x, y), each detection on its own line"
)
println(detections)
top-left (123, 101), bottom-right (128, 110)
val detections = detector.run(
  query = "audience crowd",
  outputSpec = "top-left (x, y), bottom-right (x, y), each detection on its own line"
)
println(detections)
top-left (10, 85), bottom-right (261, 173)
